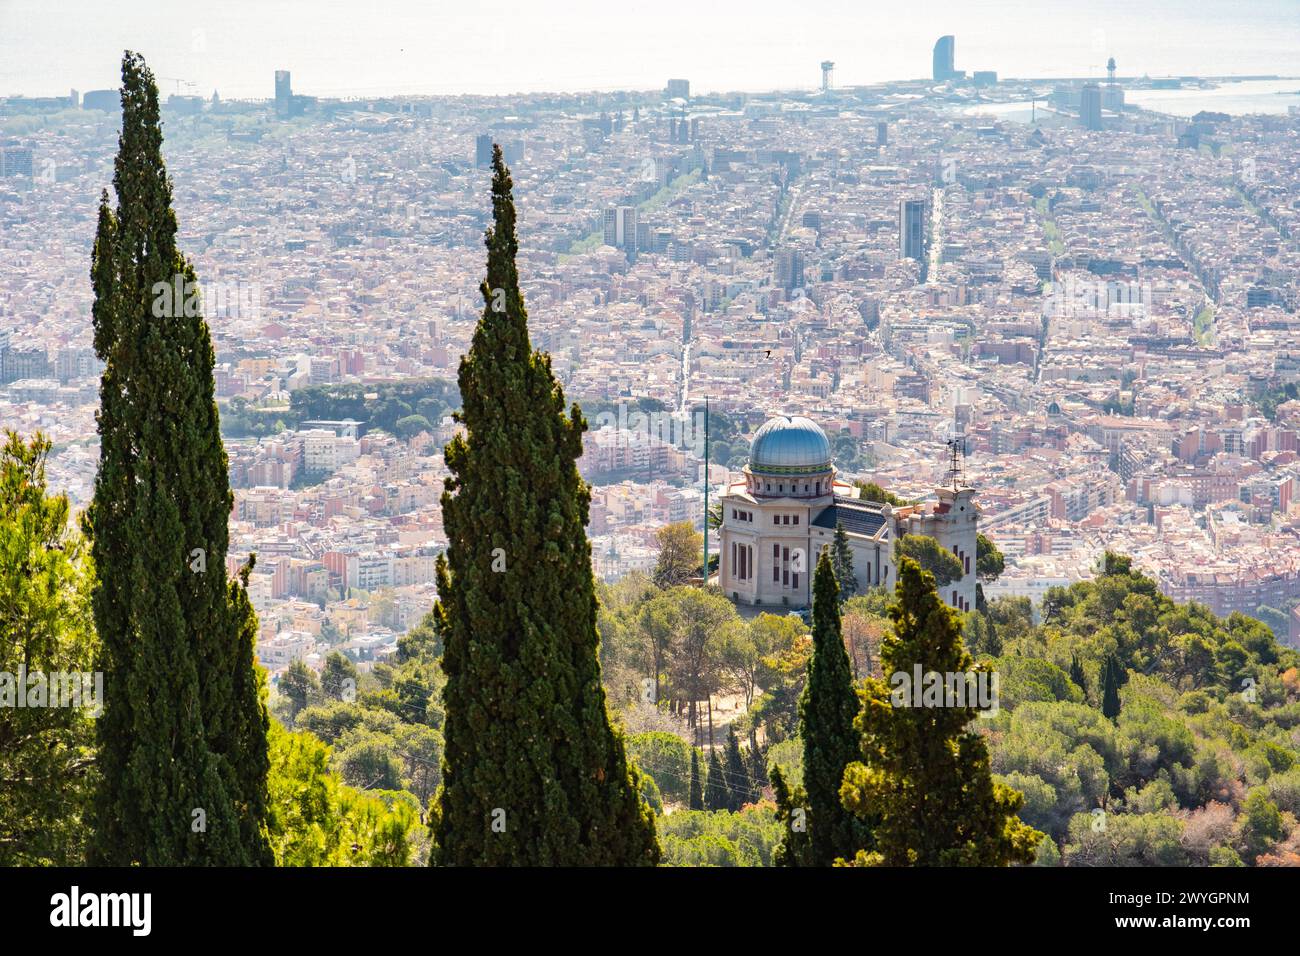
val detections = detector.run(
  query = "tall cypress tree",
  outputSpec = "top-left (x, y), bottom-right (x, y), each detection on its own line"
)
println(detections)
top-left (1069, 653), bottom-right (1087, 694)
top-left (1101, 654), bottom-right (1122, 720)
top-left (831, 522), bottom-right (857, 603)
top-left (87, 51), bottom-right (270, 865)
top-left (722, 726), bottom-right (751, 810)
top-left (704, 749), bottom-right (729, 812)
top-left (688, 748), bottom-right (704, 811)
top-left (431, 145), bottom-right (658, 865)
top-left (840, 557), bottom-right (1042, 866)
top-left (747, 742), bottom-right (767, 797)
top-left (775, 551), bottom-right (867, 865)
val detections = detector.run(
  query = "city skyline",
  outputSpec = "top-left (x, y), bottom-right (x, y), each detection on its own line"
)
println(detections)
top-left (3, 0), bottom-right (1300, 99)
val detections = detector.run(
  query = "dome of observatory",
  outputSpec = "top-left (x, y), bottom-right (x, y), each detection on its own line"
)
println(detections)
top-left (748, 416), bottom-right (832, 476)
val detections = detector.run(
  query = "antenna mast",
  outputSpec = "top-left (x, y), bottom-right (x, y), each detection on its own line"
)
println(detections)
top-left (946, 435), bottom-right (966, 491)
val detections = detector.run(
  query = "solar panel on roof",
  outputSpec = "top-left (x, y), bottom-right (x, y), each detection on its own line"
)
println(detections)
top-left (812, 502), bottom-right (886, 537)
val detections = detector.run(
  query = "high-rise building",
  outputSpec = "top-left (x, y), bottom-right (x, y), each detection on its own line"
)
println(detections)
top-left (82, 89), bottom-right (119, 111)
top-left (502, 140), bottom-right (524, 166)
top-left (876, 121), bottom-right (888, 146)
top-left (933, 35), bottom-right (956, 81)
top-left (603, 206), bottom-right (637, 253)
top-left (775, 249), bottom-right (804, 291)
top-left (475, 134), bottom-right (494, 168)
top-left (0, 146), bottom-right (34, 178)
top-left (1080, 83), bottom-right (1103, 131)
top-left (274, 70), bottom-right (292, 118)
top-left (55, 346), bottom-right (102, 384)
top-left (666, 78), bottom-right (690, 99)
top-left (899, 198), bottom-right (926, 261)
top-left (1, 344), bottom-right (50, 384)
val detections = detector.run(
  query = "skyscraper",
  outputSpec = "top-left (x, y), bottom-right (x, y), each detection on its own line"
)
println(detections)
top-left (776, 249), bottom-right (804, 291)
top-left (666, 78), bottom-right (690, 99)
top-left (933, 36), bottom-right (956, 82)
top-left (899, 198), bottom-right (926, 262)
top-left (1080, 83), bottom-right (1103, 131)
top-left (475, 134), bottom-right (494, 168)
top-left (603, 206), bottom-right (638, 256)
top-left (274, 70), bottom-right (291, 118)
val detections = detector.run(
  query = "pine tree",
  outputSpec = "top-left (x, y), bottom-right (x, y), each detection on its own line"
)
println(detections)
top-left (86, 51), bottom-right (271, 866)
top-left (321, 651), bottom-right (358, 701)
top-left (723, 726), bottom-right (751, 810)
top-left (1101, 654), bottom-right (1122, 720)
top-left (688, 748), bottom-right (704, 811)
top-left (0, 432), bottom-right (97, 865)
top-left (280, 659), bottom-right (320, 721)
top-left (431, 145), bottom-right (658, 865)
top-left (704, 748), bottom-right (729, 812)
top-left (775, 551), bottom-right (867, 865)
top-left (840, 557), bottom-right (1043, 866)
top-left (831, 522), bottom-right (858, 603)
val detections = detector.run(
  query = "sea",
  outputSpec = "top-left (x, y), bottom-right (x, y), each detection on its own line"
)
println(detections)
top-left (1, 0), bottom-right (1297, 101)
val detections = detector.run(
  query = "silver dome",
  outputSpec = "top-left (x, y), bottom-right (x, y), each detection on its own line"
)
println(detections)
top-left (749, 416), bottom-right (832, 475)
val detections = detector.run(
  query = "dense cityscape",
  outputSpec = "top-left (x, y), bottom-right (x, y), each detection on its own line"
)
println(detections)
top-left (5, 46), bottom-right (1299, 668)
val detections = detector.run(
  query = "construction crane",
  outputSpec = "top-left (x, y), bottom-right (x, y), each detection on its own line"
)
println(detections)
top-left (159, 76), bottom-right (198, 95)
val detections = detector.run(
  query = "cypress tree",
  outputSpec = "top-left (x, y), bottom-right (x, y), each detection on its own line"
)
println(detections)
top-left (688, 748), bottom-right (704, 811)
top-left (723, 726), bottom-right (750, 810)
top-left (831, 522), bottom-right (857, 603)
top-left (840, 557), bottom-right (1043, 866)
top-left (775, 551), bottom-right (867, 865)
top-left (1101, 654), bottom-right (1122, 720)
top-left (747, 742), bottom-right (767, 797)
top-left (431, 145), bottom-right (658, 865)
top-left (1069, 653), bottom-right (1087, 693)
top-left (704, 748), bottom-right (728, 812)
top-left (770, 764), bottom-right (809, 865)
top-left (87, 51), bottom-right (270, 865)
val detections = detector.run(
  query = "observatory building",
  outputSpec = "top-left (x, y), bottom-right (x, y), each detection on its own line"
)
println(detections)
top-left (716, 415), bottom-right (978, 612)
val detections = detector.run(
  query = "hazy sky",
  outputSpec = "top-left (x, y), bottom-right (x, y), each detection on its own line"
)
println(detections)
top-left (2, 0), bottom-right (1297, 98)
